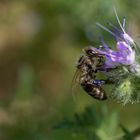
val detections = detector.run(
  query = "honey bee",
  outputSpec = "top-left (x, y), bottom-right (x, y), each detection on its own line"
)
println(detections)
top-left (72, 47), bottom-right (107, 100)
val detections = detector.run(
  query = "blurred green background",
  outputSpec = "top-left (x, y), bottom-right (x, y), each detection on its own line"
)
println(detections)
top-left (0, 0), bottom-right (140, 140)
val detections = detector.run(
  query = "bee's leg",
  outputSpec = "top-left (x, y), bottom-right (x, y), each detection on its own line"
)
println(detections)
top-left (92, 79), bottom-right (106, 86)
top-left (92, 78), bottom-right (116, 85)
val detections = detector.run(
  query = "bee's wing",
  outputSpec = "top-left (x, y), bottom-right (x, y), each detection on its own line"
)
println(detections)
top-left (71, 69), bottom-right (81, 101)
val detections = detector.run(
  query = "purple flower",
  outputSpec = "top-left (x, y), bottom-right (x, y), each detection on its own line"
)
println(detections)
top-left (96, 9), bottom-right (136, 71)
top-left (91, 9), bottom-right (140, 104)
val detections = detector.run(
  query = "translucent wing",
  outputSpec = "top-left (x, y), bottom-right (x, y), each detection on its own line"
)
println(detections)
top-left (71, 69), bottom-right (81, 101)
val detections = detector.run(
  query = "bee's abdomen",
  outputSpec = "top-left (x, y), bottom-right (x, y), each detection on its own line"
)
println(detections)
top-left (81, 83), bottom-right (107, 100)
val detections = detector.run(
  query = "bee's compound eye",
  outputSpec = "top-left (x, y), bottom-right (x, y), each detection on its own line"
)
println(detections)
top-left (84, 48), bottom-right (94, 55)
top-left (87, 49), bottom-right (93, 55)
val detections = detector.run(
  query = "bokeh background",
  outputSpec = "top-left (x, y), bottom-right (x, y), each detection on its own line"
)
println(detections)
top-left (0, 0), bottom-right (140, 140)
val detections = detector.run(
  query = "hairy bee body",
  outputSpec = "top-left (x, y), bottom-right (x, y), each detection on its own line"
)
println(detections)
top-left (75, 47), bottom-right (107, 100)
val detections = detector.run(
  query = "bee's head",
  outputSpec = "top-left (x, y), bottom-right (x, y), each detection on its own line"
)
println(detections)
top-left (83, 47), bottom-right (97, 56)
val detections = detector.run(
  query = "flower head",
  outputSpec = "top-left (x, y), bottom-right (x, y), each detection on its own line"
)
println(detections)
top-left (96, 19), bottom-right (136, 69)
top-left (95, 9), bottom-right (140, 104)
